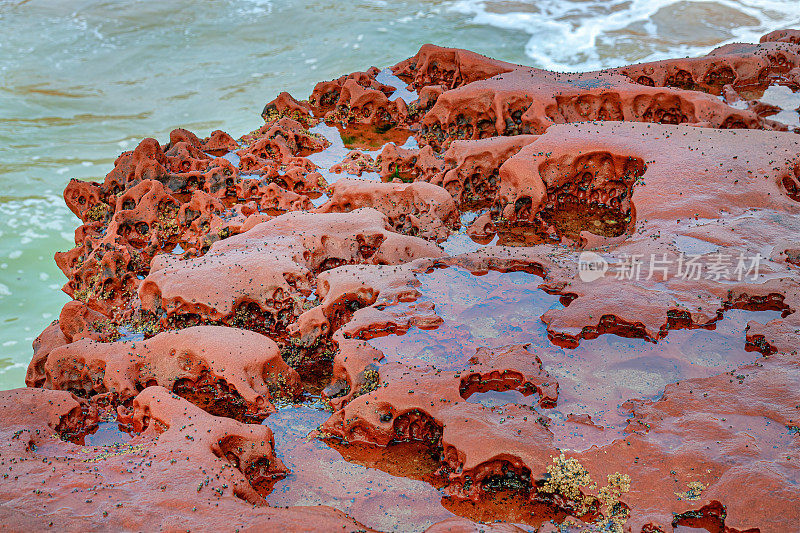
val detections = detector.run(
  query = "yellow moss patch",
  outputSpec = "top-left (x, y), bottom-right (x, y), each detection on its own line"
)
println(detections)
top-left (85, 202), bottom-right (110, 222)
top-left (538, 453), bottom-right (631, 532)
top-left (80, 443), bottom-right (149, 463)
top-left (675, 481), bottom-right (706, 501)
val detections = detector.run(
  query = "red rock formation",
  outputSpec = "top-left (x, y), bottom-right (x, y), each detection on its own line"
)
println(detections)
top-left (377, 142), bottom-right (444, 182)
top-left (241, 117), bottom-right (329, 155)
top-left (580, 354), bottom-right (800, 532)
top-left (494, 122), bottom-right (800, 345)
top-left (138, 209), bottom-right (444, 330)
top-left (307, 67), bottom-right (413, 126)
top-left (329, 150), bottom-right (377, 176)
top-left (431, 135), bottom-right (539, 205)
top-left (288, 260), bottom-right (437, 349)
top-left (25, 322), bottom-right (69, 388)
top-left (12, 31), bottom-right (800, 532)
top-left (761, 29), bottom-right (800, 45)
top-left (419, 66), bottom-right (783, 150)
top-left (617, 41), bottom-right (800, 93)
top-left (316, 178), bottom-right (459, 240)
top-left (30, 326), bottom-right (300, 421)
top-left (0, 386), bottom-right (368, 531)
top-left (261, 91), bottom-right (318, 127)
top-left (322, 344), bottom-right (559, 500)
top-left (310, 68), bottom-right (392, 108)
top-left (392, 44), bottom-right (517, 90)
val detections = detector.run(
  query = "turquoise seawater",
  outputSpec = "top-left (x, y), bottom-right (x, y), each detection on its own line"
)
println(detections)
top-left (1, 0), bottom-right (799, 389)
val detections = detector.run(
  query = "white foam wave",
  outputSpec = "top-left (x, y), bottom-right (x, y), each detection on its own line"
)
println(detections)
top-left (233, 0), bottom-right (273, 16)
top-left (449, 0), bottom-right (800, 71)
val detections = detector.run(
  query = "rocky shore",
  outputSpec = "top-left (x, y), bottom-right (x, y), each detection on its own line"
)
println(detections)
top-left (3, 29), bottom-right (800, 532)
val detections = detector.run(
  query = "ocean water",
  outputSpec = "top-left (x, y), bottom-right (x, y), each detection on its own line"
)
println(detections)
top-left (0, 0), bottom-right (798, 389)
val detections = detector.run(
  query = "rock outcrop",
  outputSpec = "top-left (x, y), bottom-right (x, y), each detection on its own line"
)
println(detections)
top-left (8, 32), bottom-right (800, 532)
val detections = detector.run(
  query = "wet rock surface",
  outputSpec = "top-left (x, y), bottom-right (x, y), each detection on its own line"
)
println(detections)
top-left (4, 34), bottom-right (800, 532)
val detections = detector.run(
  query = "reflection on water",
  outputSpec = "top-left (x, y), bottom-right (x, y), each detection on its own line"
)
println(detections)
top-left (308, 118), bottom-right (417, 187)
top-left (336, 123), bottom-right (413, 151)
top-left (307, 122), bottom-right (384, 184)
top-left (465, 388), bottom-right (538, 409)
top-left (673, 235), bottom-right (720, 255)
top-left (83, 420), bottom-right (134, 447)
top-left (368, 266), bottom-right (782, 449)
top-left (369, 267), bottom-right (563, 370)
top-left (263, 405), bottom-right (454, 531)
top-left (263, 403), bottom-right (559, 531)
top-left (759, 84), bottom-right (800, 128)
top-left (375, 68), bottom-right (419, 103)
top-left (116, 325), bottom-right (145, 342)
top-left (60, 418), bottom-right (135, 447)
top-left (257, 265), bottom-right (777, 526)
top-left (440, 211), bottom-right (498, 255)
top-left (443, 203), bottom-right (633, 253)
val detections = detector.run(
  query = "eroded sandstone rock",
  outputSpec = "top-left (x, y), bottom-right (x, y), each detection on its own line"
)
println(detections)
top-left (0, 386), bottom-right (368, 531)
top-left (11, 32), bottom-right (800, 532)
